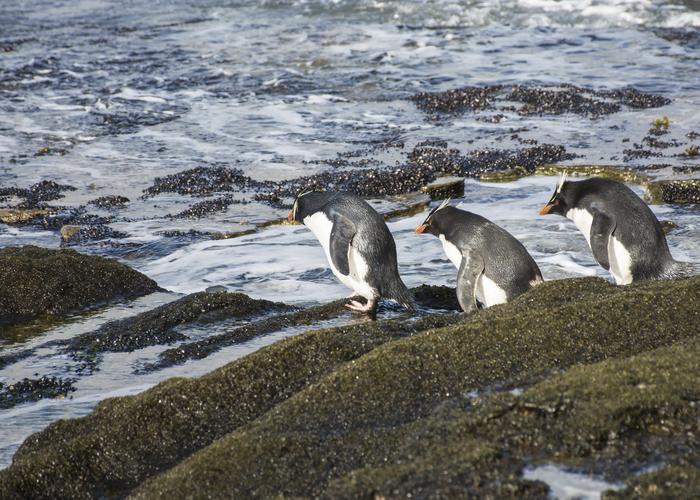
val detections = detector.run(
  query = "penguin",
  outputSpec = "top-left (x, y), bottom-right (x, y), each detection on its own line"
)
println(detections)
top-left (538, 173), bottom-right (695, 284)
top-left (415, 199), bottom-right (543, 313)
top-left (288, 190), bottom-right (415, 314)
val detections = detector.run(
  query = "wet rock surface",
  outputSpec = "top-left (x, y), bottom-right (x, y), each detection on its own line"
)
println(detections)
top-left (68, 291), bottom-right (293, 356)
top-left (0, 246), bottom-right (159, 326)
top-left (140, 142), bottom-right (574, 209)
top-left (144, 285), bottom-right (460, 373)
top-left (60, 224), bottom-right (129, 245)
top-left (0, 180), bottom-right (76, 208)
top-left (0, 291), bottom-right (296, 377)
top-left (653, 27), bottom-right (700, 49)
top-left (88, 195), bottom-right (130, 209)
top-left (646, 179), bottom-right (700, 205)
top-left (143, 166), bottom-right (268, 197)
top-left (171, 196), bottom-right (241, 219)
top-left (21, 207), bottom-right (110, 231)
top-left (2, 276), bottom-right (699, 498)
top-left (0, 207), bottom-right (50, 225)
top-left (0, 376), bottom-right (76, 410)
top-left (411, 84), bottom-right (670, 119)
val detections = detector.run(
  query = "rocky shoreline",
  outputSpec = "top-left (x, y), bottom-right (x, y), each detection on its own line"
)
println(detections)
top-left (1, 82), bottom-right (698, 252)
top-left (0, 246), bottom-right (698, 498)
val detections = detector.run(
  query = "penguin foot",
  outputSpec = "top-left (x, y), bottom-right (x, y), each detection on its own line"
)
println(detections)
top-left (345, 299), bottom-right (376, 314)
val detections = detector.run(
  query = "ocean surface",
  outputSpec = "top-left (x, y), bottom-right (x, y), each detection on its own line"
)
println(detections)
top-left (1, 0), bottom-right (699, 484)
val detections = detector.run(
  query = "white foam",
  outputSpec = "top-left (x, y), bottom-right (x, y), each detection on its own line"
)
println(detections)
top-left (523, 464), bottom-right (623, 499)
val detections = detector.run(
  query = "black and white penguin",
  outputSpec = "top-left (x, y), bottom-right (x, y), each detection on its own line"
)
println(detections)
top-left (288, 191), bottom-right (414, 314)
top-left (415, 200), bottom-right (543, 313)
top-left (539, 174), bottom-right (695, 284)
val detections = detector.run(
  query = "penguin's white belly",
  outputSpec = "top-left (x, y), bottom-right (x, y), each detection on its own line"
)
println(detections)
top-left (608, 235), bottom-right (633, 285)
top-left (566, 208), bottom-right (634, 285)
top-left (438, 234), bottom-right (507, 308)
top-left (566, 208), bottom-right (594, 247)
top-left (476, 275), bottom-right (508, 308)
top-left (439, 234), bottom-right (462, 269)
top-left (303, 212), bottom-right (376, 299)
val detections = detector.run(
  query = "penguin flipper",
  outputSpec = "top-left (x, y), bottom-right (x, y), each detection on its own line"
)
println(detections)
top-left (456, 253), bottom-right (485, 314)
top-left (330, 214), bottom-right (356, 276)
top-left (590, 211), bottom-right (615, 271)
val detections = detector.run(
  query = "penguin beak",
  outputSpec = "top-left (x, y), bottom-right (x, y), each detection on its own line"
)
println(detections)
top-left (538, 200), bottom-right (558, 215)
top-left (415, 224), bottom-right (428, 234)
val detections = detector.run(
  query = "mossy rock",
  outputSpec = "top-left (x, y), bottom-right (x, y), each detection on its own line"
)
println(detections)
top-left (645, 179), bottom-right (700, 205)
top-left (1, 276), bottom-right (699, 498)
top-left (0, 246), bottom-right (159, 327)
top-left (67, 291), bottom-right (293, 354)
top-left (535, 164), bottom-right (651, 185)
top-left (0, 208), bottom-right (50, 225)
top-left (605, 466), bottom-right (700, 499)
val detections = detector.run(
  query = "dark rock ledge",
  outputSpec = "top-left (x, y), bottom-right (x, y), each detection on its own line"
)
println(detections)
top-left (0, 274), bottom-right (698, 498)
top-left (0, 246), bottom-right (159, 327)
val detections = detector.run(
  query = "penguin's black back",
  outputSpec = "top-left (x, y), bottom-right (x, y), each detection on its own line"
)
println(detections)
top-left (438, 207), bottom-right (542, 298)
top-left (568, 178), bottom-right (675, 280)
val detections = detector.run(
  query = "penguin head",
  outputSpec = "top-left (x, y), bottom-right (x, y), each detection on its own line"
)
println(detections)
top-left (288, 190), bottom-right (333, 223)
top-left (415, 198), bottom-right (452, 236)
top-left (539, 173), bottom-right (572, 216)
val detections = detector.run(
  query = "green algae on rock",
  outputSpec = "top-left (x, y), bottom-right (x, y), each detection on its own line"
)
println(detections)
top-left (645, 179), bottom-right (700, 205)
top-left (68, 291), bottom-right (293, 355)
top-left (3, 316), bottom-right (457, 499)
top-left (411, 84), bottom-right (670, 119)
top-left (0, 246), bottom-right (159, 327)
top-left (605, 465), bottom-right (700, 499)
top-left (0, 376), bottom-right (76, 410)
top-left (533, 164), bottom-right (652, 185)
top-left (0, 208), bottom-right (51, 225)
top-left (1, 276), bottom-right (699, 498)
top-left (144, 285), bottom-right (461, 373)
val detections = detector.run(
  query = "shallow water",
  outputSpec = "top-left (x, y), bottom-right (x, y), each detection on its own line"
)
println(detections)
top-left (1, 0), bottom-right (699, 474)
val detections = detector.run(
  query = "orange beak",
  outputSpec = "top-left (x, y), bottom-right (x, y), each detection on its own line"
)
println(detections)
top-left (287, 210), bottom-right (294, 222)
top-left (538, 201), bottom-right (557, 216)
top-left (415, 224), bottom-right (428, 234)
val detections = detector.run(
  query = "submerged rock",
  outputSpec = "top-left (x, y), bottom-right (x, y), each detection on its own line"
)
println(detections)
top-left (172, 196), bottom-right (240, 218)
top-left (27, 207), bottom-right (110, 231)
top-left (68, 291), bottom-right (293, 355)
top-left (2, 276), bottom-right (699, 498)
top-left (0, 376), bottom-right (76, 409)
top-left (411, 83), bottom-right (670, 119)
top-left (653, 27), bottom-right (700, 49)
top-left (60, 224), bottom-right (129, 245)
top-left (0, 246), bottom-right (159, 326)
top-left (144, 285), bottom-right (460, 372)
top-left (0, 180), bottom-right (76, 208)
top-left (88, 195), bottom-right (130, 209)
top-left (143, 166), bottom-right (267, 197)
top-left (138, 142), bottom-right (574, 214)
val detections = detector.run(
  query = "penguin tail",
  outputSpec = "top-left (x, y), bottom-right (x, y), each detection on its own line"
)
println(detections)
top-left (385, 280), bottom-right (416, 312)
top-left (667, 260), bottom-right (699, 279)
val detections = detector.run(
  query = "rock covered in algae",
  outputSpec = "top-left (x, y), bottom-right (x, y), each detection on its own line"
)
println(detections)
top-left (68, 291), bottom-right (294, 355)
top-left (0, 208), bottom-right (50, 225)
top-left (1, 276), bottom-right (699, 498)
top-left (646, 179), bottom-right (700, 205)
top-left (0, 246), bottom-right (159, 326)
top-left (0, 376), bottom-right (76, 409)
